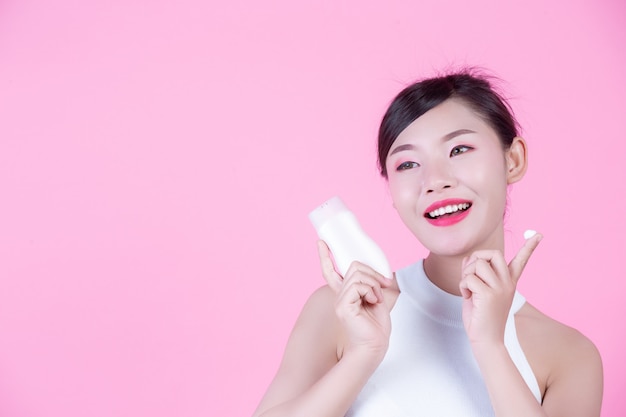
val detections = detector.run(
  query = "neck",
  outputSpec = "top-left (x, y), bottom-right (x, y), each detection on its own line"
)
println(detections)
top-left (423, 230), bottom-right (505, 296)
top-left (423, 254), bottom-right (465, 296)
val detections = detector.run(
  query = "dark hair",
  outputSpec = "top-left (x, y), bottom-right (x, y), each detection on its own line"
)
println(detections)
top-left (377, 69), bottom-right (520, 177)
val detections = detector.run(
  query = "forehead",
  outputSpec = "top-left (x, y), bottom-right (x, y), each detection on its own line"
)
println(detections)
top-left (392, 98), bottom-right (496, 147)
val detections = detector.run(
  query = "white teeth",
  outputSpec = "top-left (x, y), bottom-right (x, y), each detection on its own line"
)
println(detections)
top-left (428, 203), bottom-right (470, 218)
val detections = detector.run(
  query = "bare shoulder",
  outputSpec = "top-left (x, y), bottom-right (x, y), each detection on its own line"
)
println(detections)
top-left (517, 302), bottom-right (600, 358)
top-left (516, 302), bottom-right (603, 414)
top-left (300, 284), bottom-right (339, 320)
top-left (289, 284), bottom-right (341, 359)
top-left (252, 285), bottom-right (341, 416)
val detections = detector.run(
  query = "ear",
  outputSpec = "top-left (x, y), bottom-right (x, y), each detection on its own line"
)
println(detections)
top-left (505, 136), bottom-right (528, 184)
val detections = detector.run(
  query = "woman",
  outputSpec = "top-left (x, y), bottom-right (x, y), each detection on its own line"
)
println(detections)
top-left (253, 70), bottom-right (603, 417)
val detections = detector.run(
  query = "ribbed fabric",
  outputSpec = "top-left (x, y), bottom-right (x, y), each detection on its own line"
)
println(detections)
top-left (345, 260), bottom-right (541, 417)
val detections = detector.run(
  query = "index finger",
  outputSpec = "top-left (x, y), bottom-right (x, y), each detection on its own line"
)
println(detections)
top-left (316, 240), bottom-right (343, 293)
top-left (508, 233), bottom-right (543, 283)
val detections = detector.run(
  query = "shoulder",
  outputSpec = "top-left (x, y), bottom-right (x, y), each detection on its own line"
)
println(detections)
top-left (293, 285), bottom-right (340, 341)
top-left (268, 285), bottom-right (341, 392)
top-left (516, 302), bottom-right (603, 412)
top-left (251, 285), bottom-right (341, 416)
top-left (302, 284), bottom-right (344, 317)
top-left (516, 302), bottom-right (601, 365)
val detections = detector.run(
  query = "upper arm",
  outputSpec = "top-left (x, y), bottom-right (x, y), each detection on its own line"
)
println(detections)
top-left (541, 331), bottom-right (603, 417)
top-left (253, 285), bottom-right (340, 416)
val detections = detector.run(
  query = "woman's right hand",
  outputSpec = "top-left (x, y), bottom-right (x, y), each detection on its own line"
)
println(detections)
top-left (317, 240), bottom-right (393, 360)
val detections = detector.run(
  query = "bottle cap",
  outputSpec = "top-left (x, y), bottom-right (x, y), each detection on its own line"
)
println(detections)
top-left (308, 196), bottom-right (349, 231)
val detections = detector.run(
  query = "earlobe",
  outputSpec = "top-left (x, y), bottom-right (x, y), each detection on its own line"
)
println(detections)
top-left (506, 137), bottom-right (528, 184)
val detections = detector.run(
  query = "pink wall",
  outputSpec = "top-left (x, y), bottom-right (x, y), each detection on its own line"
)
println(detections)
top-left (0, 0), bottom-right (624, 416)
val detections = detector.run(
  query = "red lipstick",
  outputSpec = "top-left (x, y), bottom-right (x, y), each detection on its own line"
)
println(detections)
top-left (424, 199), bottom-right (472, 227)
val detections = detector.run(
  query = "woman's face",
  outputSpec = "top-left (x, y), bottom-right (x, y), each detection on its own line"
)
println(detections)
top-left (385, 98), bottom-right (523, 257)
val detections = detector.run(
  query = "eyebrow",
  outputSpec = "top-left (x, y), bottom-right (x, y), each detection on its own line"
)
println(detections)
top-left (388, 128), bottom-right (476, 156)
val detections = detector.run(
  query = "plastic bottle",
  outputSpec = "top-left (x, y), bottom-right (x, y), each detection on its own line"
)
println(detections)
top-left (309, 196), bottom-right (392, 278)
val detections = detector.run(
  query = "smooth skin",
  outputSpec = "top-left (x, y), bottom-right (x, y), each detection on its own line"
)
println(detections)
top-left (253, 99), bottom-right (603, 417)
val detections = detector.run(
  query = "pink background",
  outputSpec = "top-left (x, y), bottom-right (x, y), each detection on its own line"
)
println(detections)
top-left (1, 0), bottom-right (625, 416)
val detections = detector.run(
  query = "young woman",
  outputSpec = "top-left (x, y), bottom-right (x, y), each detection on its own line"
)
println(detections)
top-left (253, 70), bottom-right (603, 417)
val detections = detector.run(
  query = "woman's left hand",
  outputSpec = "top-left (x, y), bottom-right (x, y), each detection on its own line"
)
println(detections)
top-left (459, 233), bottom-right (543, 347)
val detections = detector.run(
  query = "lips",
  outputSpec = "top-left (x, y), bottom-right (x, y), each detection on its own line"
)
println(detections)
top-left (424, 199), bottom-right (472, 227)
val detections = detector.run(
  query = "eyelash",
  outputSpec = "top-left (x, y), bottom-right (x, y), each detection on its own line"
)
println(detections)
top-left (450, 145), bottom-right (473, 156)
top-left (396, 161), bottom-right (419, 171)
top-left (395, 145), bottom-right (473, 171)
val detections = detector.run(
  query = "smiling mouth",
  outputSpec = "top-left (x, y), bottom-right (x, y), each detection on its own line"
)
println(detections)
top-left (425, 203), bottom-right (472, 219)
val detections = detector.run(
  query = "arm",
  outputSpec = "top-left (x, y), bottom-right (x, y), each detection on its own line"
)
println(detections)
top-left (252, 286), bottom-right (382, 417)
top-left (460, 235), bottom-right (603, 417)
top-left (475, 335), bottom-right (602, 417)
top-left (537, 326), bottom-right (603, 417)
top-left (473, 323), bottom-right (602, 417)
top-left (253, 242), bottom-right (392, 417)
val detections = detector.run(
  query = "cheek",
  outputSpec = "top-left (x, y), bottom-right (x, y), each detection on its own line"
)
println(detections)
top-left (387, 175), bottom-right (419, 211)
top-left (471, 164), bottom-right (509, 214)
top-left (466, 151), bottom-right (508, 192)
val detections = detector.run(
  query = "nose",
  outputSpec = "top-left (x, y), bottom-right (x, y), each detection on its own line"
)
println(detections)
top-left (422, 163), bottom-right (457, 194)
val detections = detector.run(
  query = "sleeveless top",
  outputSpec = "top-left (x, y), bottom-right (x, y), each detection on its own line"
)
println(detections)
top-left (345, 260), bottom-right (542, 417)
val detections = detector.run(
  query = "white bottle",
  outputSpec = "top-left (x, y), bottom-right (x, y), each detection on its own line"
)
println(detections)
top-left (309, 196), bottom-right (392, 279)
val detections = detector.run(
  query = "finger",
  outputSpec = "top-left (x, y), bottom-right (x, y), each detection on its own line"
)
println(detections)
top-left (463, 273), bottom-right (489, 295)
top-left (339, 270), bottom-right (385, 303)
top-left (509, 233), bottom-right (543, 283)
top-left (466, 250), bottom-right (508, 277)
top-left (459, 277), bottom-right (472, 299)
top-left (344, 260), bottom-right (393, 289)
top-left (341, 282), bottom-right (382, 306)
top-left (465, 250), bottom-right (510, 286)
top-left (316, 240), bottom-right (343, 292)
top-left (472, 259), bottom-right (500, 288)
top-left (459, 273), bottom-right (489, 299)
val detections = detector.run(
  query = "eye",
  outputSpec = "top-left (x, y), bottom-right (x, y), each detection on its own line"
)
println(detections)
top-left (396, 161), bottom-right (420, 171)
top-left (450, 145), bottom-right (473, 157)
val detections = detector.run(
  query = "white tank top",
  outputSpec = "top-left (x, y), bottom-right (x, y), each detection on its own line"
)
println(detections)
top-left (345, 260), bottom-right (542, 417)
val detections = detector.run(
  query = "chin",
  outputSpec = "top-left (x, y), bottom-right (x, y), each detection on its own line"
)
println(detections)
top-left (417, 235), bottom-right (473, 258)
top-left (430, 246), bottom-right (471, 258)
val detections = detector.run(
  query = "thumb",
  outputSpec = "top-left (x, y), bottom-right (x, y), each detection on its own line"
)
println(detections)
top-left (508, 233), bottom-right (543, 283)
top-left (316, 240), bottom-right (343, 293)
